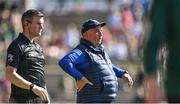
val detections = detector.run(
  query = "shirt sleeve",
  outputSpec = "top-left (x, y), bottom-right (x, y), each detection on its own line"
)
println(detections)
top-left (58, 49), bottom-right (88, 80)
top-left (113, 65), bottom-right (126, 78)
top-left (6, 42), bottom-right (21, 68)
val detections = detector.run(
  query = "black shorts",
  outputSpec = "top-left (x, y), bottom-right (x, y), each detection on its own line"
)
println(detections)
top-left (9, 94), bottom-right (47, 103)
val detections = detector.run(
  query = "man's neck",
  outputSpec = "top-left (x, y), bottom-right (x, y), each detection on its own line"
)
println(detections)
top-left (22, 32), bottom-right (34, 43)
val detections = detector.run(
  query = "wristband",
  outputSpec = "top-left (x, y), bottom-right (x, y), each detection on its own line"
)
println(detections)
top-left (29, 83), bottom-right (34, 91)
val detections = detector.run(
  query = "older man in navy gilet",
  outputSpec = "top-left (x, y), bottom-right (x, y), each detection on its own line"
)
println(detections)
top-left (58, 19), bottom-right (133, 103)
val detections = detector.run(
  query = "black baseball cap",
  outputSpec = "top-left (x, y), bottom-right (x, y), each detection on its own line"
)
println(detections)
top-left (81, 19), bottom-right (106, 35)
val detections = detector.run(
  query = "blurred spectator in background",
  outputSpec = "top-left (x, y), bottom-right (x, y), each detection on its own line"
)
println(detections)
top-left (120, 5), bottom-right (138, 60)
top-left (131, 1), bottom-right (144, 57)
top-left (107, 8), bottom-right (122, 37)
top-left (107, 2), bottom-right (144, 61)
top-left (0, 0), bottom-right (23, 55)
top-left (144, 0), bottom-right (180, 103)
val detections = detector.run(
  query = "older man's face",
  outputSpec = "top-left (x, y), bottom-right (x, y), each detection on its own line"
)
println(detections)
top-left (86, 26), bottom-right (103, 46)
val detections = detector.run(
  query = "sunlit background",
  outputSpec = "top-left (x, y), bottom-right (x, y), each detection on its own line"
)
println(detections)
top-left (0, 0), bottom-right (154, 103)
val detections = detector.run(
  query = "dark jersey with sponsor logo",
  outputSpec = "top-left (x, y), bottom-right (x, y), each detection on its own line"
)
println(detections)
top-left (6, 33), bottom-right (45, 97)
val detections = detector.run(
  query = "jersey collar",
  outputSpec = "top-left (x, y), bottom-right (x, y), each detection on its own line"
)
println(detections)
top-left (19, 33), bottom-right (35, 44)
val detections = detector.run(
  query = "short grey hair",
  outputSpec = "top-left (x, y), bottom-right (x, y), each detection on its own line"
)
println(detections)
top-left (21, 9), bottom-right (44, 24)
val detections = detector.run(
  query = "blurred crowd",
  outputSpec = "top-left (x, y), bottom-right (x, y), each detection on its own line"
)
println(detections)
top-left (39, 0), bottom-right (151, 62)
top-left (0, 0), bottom-right (153, 102)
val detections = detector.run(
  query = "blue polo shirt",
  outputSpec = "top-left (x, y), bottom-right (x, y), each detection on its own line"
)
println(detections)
top-left (58, 49), bottom-right (126, 80)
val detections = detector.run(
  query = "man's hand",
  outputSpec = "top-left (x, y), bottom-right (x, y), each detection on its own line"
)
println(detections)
top-left (5, 66), bottom-right (50, 102)
top-left (32, 85), bottom-right (50, 102)
top-left (76, 77), bottom-right (93, 92)
top-left (144, 74), bottom-right (163, 103)
top-left (122, 73), bottom-right (133, 88)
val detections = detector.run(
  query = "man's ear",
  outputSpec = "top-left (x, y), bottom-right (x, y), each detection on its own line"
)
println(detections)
top-left (25, 20), bottom-right (30, 26)
top-left (83, 32), bottom-right (88, 38)
top-left (26, 22), bottom-right (29, 26)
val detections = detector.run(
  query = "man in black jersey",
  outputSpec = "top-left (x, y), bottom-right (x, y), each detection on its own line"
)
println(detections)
top-left (5, 9), bottom-right (50, 103)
